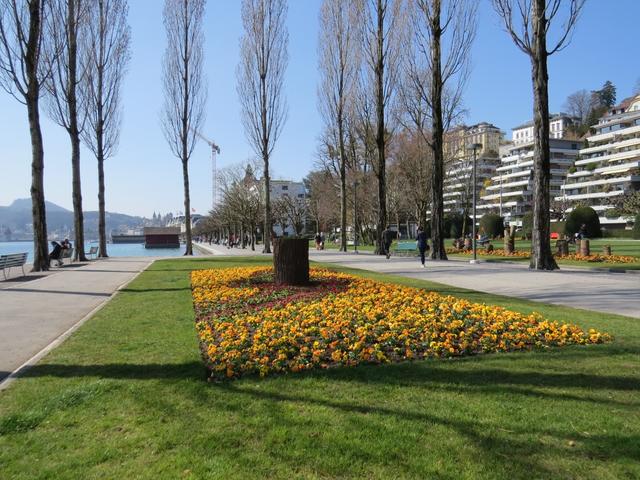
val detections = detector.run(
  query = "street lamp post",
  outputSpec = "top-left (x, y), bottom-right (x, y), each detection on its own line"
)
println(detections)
top-left (467, 143), bottom-right (483, 264)
top-left (354, 180), bottom-right (359, 254)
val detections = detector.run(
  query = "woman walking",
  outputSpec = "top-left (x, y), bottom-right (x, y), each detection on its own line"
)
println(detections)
top-left (416, 226), bottom-right (429, 268)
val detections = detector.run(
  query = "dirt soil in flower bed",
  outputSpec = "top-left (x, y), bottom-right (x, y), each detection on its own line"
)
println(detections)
top-left (191, 267), bottom-right (611, 380)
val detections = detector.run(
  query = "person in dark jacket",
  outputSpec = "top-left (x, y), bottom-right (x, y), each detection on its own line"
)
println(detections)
top-left (382, 225), bottom-right (395, 259)
top-left (49, 241), bottom-right (63, 267)
top-left (416, 225), bottom-right (429, 267)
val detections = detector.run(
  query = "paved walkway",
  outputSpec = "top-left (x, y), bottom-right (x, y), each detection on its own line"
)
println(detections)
top-left (196, 243), bottom-right (640, 318)
top-left (0, 257), bottom-right (152, 383)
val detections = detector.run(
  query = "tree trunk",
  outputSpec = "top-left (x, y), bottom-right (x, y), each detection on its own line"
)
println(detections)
top-left (339, 131), bottom-right (347, 253)
top-left (182, 159), bottom-right (193, 255)
top-left (25, 0), bottom-right (48, 272)
top-left (273, 237), bottom-right (309, 285)
top-left (70, 133), bottom-right (86, 260)
top-left (67, 0), bottom-right (87, 262)
top-left (529, 0), bottom-right (558, 270)
top-left (374, 0), bottom-right (387, 255)
top-left (430, 0), bottom-right (447, 260)
top-left (27, 95), bottom-right (49, 272)
top-left (97, 148), bottom-right (108, 257)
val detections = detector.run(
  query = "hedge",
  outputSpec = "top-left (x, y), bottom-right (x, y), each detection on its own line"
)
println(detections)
top-left (480, 214), bottom-right (504, 238)
top-left (566, 206), bottom-right (602, 238)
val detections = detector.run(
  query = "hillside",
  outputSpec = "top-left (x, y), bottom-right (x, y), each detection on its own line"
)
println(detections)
top-left (0, 199), bottom-right (146, 240)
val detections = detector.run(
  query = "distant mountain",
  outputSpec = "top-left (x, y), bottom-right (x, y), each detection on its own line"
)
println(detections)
top-left (0, 199), bottom-right (146, 240)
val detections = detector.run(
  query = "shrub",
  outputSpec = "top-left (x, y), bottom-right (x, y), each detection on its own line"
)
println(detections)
top-left (444, 213), bottom-right (471, 239)
top-left (568, 166), bottom-right (577, 174)
top-left (566, 206), bottom-right (602, 238)
top-left (480, 213), bottom-right (504, 238)
top-left (633, 213), bottom-right (640, 239)
top-left (521, 212), bottom-right (533, 239)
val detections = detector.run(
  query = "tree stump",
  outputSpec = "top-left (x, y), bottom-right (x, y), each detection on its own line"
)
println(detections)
top-left (486, 243), bottom-right (494, 253)
top-left (602, 245), bottom-right (612, 256)
top-left (556, 239), bottom-right (569, 257)
top-left (580, 239), bottom-right (590, 256)
top-left (504, 227), bottom-right (515, 254)
top-left (273, 237), bottom-right (309, 285)
top-left (464, 237), bottom-right (472, 250)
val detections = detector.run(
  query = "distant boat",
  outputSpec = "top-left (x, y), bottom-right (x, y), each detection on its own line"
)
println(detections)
top-left (143, 227), bottom-right (180, 249)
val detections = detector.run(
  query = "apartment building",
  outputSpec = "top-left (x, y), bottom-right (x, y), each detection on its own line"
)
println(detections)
top-left (479, 138), bottom-right (580, 225)
top-left (512, 114), bottom-right (577, 145)
top-left (558, 94), bottom-right (640, 227)
top-left (270, 179), bottom-right (307, 236)
top-left (443, 122), bottom-right (503, 213)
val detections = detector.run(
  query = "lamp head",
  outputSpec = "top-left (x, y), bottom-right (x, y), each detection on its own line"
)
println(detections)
top-left (466, 143), bottom-right (483, 151)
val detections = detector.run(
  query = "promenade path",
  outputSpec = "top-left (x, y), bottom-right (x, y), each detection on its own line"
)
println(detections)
top-left (0, 257), bottom-right (152, 384)
top-left (195, 242), bottom-right (640, 318)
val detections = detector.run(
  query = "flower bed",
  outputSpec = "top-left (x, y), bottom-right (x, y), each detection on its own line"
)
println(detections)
top-left (191, 267), bottom-right (611, 380)
top-left (555, 253), bottom-right (637, 263)
top-left (446, 248), bottom-right (530, 258)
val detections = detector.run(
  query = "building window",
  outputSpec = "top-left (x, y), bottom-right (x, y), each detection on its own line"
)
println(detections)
top-left (281, 185), bottom-right (288, 191)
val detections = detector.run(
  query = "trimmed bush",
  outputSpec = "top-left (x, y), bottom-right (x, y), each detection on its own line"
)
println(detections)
top-left (566, 206), bottom-right (602, 238)
top-left (634, 213), bottom-right (640, 239)
top-left (480, 214), bottom-right (504, 238)
top-left (521, 212), bottom-right (533, 239)
top-left (444, 213), bottom-right (472, 239)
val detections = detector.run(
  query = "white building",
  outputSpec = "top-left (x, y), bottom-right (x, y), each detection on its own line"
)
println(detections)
top-left (270, 179), bottom-right (307, 236)
top-left (480, 138), bottom-right (580, 225)
top-left (512, 114), bottom-right (577, 145)
top-left (558, 94), bottom-right (640, 227)
top-left (443, 122), bottom-right (504, 214)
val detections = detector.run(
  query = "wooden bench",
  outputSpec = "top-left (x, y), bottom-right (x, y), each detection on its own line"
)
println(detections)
top-left (393, 241), bottom-right (418, 257)
top-left (0, 252), bottom-right (28, 280)
top-left (88, 246), bottom-right (99, 259)
top-left (60, 247), bottom-right (74, 265)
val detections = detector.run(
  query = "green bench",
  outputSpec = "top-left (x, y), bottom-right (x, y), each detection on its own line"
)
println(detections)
top-left (393, 241), bottom-right (418, 256)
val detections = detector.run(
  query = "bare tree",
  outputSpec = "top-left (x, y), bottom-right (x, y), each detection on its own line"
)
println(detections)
top-left (237, 0), bottom-right (288, 254)
top-left (563, 89), bottom-right (592, 123)
top-left (317, 0), bottom-right (359, 252)
top-left (161, 0), bottom-right (207, 256)
top-left (403, 0), bottom-right (477, 259)
top-left (358, 0), bottom-right (405, 254)
top-left (81, 0), bottom-right (131, 258)
top-left (494, 0), bottom-right (585, 270)
top-left (45, 0), bottom-right (89, 261)
top-left (0, 0), bottom-right (58, 271)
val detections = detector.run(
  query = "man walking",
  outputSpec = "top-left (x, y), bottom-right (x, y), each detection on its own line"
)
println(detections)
top-left (416, 226), bottom-right (429, 268)
top-left (382, 225), bottom-right (395, 259)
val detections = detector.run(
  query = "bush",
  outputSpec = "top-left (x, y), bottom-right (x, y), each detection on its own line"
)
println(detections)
top-left (444, 213), bottom-right (471, 239)
top-left (566, 206), bottom-right (602, 238)
top-left (550, 221), bottom-right (565, 235)
top-left (602, 228), bottom-right (635, 239)
top-left (521, 212), bottom-right (533, 239)
top-left (634, 213), bottom-right (640, 239)
top-left (480, 214), bottom-right (504, 238)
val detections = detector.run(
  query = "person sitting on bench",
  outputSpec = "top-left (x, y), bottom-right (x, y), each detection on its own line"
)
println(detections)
top-left (49, 241), bottom-right (63, 267)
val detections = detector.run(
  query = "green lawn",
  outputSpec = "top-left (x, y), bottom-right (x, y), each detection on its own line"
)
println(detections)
top-left (1, 257), bottom-right (639, 479)
top-left (447, 238), bottom-right (640, 270)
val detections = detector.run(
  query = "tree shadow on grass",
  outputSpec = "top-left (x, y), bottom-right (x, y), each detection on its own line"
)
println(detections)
top-left (10, 359), bottom-right (640, 477)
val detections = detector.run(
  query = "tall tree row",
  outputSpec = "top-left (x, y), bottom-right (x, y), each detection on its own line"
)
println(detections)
top-left (82, 0), bottom-right (131, 258)
top-left (0, 0), bottom-right (55, 271)
top-left (359, 0), bottom-right (404, 255)
top-left (45, 0), bottom-right (88, 261)
top-left (237, 0), bottom-right (289, 254)
top-left (494, 0), bottom-right (585, 270)
top-left (161, 0), bottom-right (207, 256)
top-left (406, 0), bottom-right (477, 259)
top-left (317, 0), bottom-right (359, 252)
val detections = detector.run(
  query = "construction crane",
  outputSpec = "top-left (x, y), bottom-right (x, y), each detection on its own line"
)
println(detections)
top-left (193, 130), bottom-right (221, 211)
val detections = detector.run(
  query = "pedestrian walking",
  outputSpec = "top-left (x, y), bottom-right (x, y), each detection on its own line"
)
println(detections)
top-left (416, 226), bottom-right (429, 268)
top-left (382, 225), bottom-right (394, 259)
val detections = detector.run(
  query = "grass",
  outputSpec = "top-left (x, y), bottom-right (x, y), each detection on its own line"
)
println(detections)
top-left (1, 256), bottom-right (639, 479)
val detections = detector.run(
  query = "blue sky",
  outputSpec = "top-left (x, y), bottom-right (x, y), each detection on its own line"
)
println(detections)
top-left (1, 0), bottom-right (638, 217)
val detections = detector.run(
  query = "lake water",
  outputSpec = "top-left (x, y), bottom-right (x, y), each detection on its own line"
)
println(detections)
top-left (0, 241), bottom-right (198, 262)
